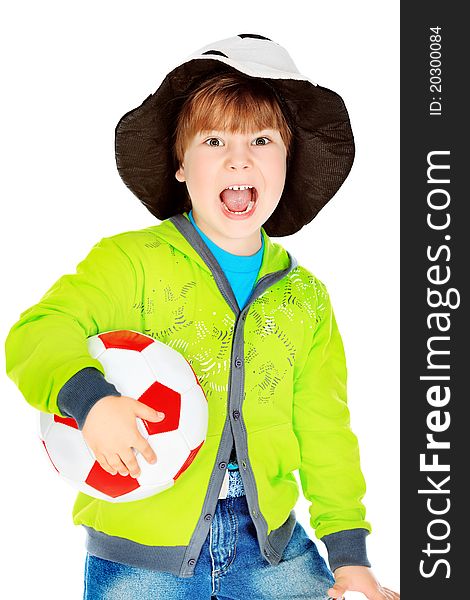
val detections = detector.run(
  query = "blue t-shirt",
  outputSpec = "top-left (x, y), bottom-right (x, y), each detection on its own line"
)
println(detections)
top-left (188, 210), bottom-right (264, 310)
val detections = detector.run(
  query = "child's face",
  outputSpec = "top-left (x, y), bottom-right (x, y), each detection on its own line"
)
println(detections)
top-left (175, 128), bottom-right (287, 254)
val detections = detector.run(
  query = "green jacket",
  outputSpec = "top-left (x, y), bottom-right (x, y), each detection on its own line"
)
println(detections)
top-left (5, 213), bottom-right (371, 577)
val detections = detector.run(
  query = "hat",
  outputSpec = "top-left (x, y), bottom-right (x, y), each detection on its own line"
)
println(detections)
top-left (115, 33), bottom-right (355, 237)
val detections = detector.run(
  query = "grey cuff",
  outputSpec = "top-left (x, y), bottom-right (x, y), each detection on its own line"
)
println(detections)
top-left (321, 528), bottom-right (371, 573)
top-left (57, 367), bottom-right (121, 430)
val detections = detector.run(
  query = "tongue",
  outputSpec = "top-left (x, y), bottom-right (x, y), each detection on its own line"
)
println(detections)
top-left (220, 188), bottom-right (253, 212)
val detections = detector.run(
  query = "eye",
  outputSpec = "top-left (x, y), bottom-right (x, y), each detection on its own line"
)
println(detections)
top-left (252, 137), bottom-right (271, 146)
top-left (204, 137), bottom-right (224, 147)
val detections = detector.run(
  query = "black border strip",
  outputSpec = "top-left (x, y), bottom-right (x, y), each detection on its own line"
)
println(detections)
top-left (401, 4), bottom-right (465, 595)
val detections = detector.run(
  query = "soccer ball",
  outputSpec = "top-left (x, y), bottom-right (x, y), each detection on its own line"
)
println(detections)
top-left (39, 330), bottom-right (208, 502)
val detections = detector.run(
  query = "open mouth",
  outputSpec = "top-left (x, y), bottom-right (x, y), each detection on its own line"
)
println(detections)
top-left (219, 185), bottom-right (258, 215)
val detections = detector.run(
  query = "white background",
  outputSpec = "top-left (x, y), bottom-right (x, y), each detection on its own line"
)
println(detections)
top-left (1, 1), bottom-right (399, 598)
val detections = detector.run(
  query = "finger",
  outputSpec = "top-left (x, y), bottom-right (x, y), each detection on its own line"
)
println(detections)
top-left (371, 590), bottom-right (393, 600)
top-left (108, 453), bottom-right (130, 477)
top-left (95, 453), bottom-right (118, 476)
top-left (327, 584), bottom-right (347, 598)
top-left (120, 448), bottom-right (141, 478)
top-left (135, 402), bottom-right (165, 423)
top-left (382, 588), bottom-right (400, 599)
top-left (132, 435), bottom-right (158, 465)
top-left (380, 588), bottom-right (399, 600)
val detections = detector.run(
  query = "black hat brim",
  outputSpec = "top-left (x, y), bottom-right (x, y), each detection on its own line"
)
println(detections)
top-left (115, 59), bottom-right (354, 236)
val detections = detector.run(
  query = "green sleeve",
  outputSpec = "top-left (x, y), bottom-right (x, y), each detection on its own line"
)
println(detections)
top-left (292, 280), bottom-right (372, 539)
top-left (5, 236), bottom-right (140, 416)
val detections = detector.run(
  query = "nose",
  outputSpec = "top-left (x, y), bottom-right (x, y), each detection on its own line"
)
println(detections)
top-left (225, 144), bottom-right (252, 171)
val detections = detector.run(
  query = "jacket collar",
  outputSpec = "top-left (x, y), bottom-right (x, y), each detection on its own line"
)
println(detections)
top-left (155, 212), bottom-right (291, 276)
top-left (152, 213), bottom-right (297, 315)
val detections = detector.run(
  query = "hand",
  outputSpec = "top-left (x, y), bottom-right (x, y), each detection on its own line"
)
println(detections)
top-left (82, 395), bottom-right (165, 478)
top-left (327, 565), bottom-right (400, 599)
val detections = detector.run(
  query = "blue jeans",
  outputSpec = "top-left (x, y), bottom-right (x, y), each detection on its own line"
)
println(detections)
top-left (83, 495), bottom-right (334, 599)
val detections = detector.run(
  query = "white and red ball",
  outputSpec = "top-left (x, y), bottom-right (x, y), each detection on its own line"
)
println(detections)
top-left (39, 330), bottom-right (208, 502)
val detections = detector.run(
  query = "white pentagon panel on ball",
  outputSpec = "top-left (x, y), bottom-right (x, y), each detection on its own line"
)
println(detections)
top-left (178, 384), bottom-right (209, 449)
top-left (142, 340), bottom-right (196, 394)
top-left (98, 347), bottom-right (156, 399)
top-left (44, 421), bottom-right (95, 480)
top-left (39, 412), bottom-right (54, 440)
top-left (126, 480), bottom-right (175, 502)
top-left (138, 429), bottom-right (190, 486)
top-left (86, 335), bottom-right (107, 360)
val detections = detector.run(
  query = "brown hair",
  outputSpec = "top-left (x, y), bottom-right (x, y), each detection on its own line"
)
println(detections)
top-left (173, 71), bottom-right (293, 167)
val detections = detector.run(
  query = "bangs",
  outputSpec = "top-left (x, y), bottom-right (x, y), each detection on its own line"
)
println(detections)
top-left (173, 72), bottom-right (293, 166)
top-left (187, 94), bottom-right (287, 137)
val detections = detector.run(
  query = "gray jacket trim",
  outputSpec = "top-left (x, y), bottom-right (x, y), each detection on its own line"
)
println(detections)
top-left (84, 526), bottom-right (189, 576)
top-left (57, 367), bottom-right (121, 430)
top-left (321, 528), bottom-right (371, 572)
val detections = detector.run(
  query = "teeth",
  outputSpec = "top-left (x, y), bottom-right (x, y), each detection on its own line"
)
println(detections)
top-left (226, 185), bottom-right (254, 191)
top-left (222, 200), bottom-right (255, 215)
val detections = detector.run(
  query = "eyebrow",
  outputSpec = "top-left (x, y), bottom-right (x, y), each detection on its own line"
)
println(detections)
top-left (200, 129), bottom-right (276, 136)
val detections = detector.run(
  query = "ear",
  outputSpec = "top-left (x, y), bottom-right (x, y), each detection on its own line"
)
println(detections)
top-left (175, 164), bottom-right (185, 183)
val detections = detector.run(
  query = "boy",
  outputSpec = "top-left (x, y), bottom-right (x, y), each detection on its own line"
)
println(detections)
top-left (5, 34), bottom-right (399, 599)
